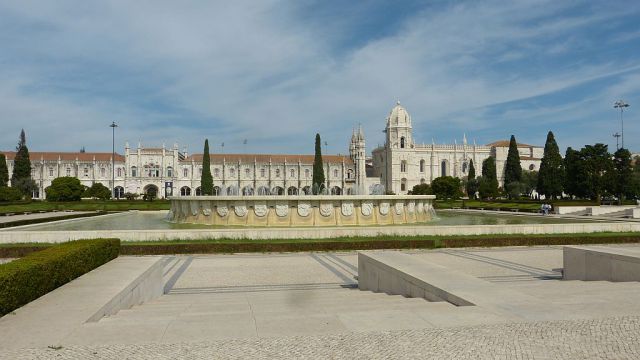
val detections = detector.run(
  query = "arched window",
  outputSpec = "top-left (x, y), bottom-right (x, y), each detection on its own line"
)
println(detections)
top-left (261, 168), bottom-right (266, 178)
top-left (401, 178), bottom-right (407, 192)
top-left (347, 169), bottom-right (353, 179)
top-left (401, 160), bottom-right (407, 173)
top-left (275, 169), bottom-right (280, 178)
top-left (420, 159), bottom-right (425, 172)
top-left (167, 167), bottom-right (173, 177)
top-left (180, 186), bottom-right (191, 196)
top-left (400, 137), bottom-right (405, 148)
top-left (195, 187), bottom-right (202, 196)
top-left (305, 169), bottom-right (310, 178)
top-left (230, 168), bottom-right (235, 177)
top-left (100, 168), bottom-right (106, 177)
top-left (333, 169), bottom-right (338, 178)
top-left (462, 162), bottom-right (467, 174)
top-left (290, 169), bottom-right (295, 178)
top-left (245, 168), bottom-right (251, 178)
top-left (131, 166), bottom-right (136, 177)
top-left (183, 168), bottom-right (188, 177)
top-left (214, 168), bottom-right (220, 177)
top-left (117, 168), bottom-right (122, 177)
top-left (114, 186), bottom-right (124, 199)
top-left (287, 186), bottom-right (298, 195)
top-left (84, 168), bottom-right (89, 177)
top-left (49, 168), bottom-right (54, 177)
top-left (441, 160), bottom-right (447, 177)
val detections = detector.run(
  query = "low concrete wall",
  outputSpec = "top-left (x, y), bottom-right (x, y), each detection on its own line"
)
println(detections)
top-left (87, 256), bottom-right (164, 322)
top-left (556, 206), bottom-right (588, 215)
top-left (168, 195), bottom-right (436, 227)
top-left (2, 221), bottom-right (640, 243)
top-left (563, 245), bottom-right (640, 281)
top-left (588, 206), bottom-right (636, 216)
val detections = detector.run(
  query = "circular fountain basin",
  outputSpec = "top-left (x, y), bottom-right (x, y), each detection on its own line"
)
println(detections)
top-left (168, 195), bottom-right (436, 227)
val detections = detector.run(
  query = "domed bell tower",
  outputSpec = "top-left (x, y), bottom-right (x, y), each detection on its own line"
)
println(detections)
top-left (385, 101), bottom-right (413, 150)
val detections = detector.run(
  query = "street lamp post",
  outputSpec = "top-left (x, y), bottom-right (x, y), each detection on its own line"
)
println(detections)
top-left (110, 122), bottom-right (118, 199)
top-left (614, 100), bottom-right (630, 149)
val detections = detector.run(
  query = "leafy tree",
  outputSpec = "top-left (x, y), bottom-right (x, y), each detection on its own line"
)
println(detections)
top-left (84, 182), bottom-right (111, 200)
top-left (431, 176), bottom-right (462, 199)
top-left (521, 170), bottom-right (538, 197)
top-left (581, 144), bottom-right (613, 203)
top-left (312, 133), bottom-right (325, 194)
top-left (480, 157), bottom-right (499, 199)
top-left (201, 139), bottom-right (213, 195)
top-left (45, 177), bottom-right (84, 201)
top-left (537, 131), bottom-right (564, 199)
top-left (611, 148), bottom-right (633, 203)
top-left (505, 181), bottom-right (524, 199)
top-left (409, 183), bottom-right (432, 195)
top-left (563, 147), bottom-right (589, 199)
top-left (11, 129), bottom-right (33, 196)
top-left (143, 187), bottom-right (157, 201)
top-left (503, 135), bottom-right (522, 187)
top-left (0, 154), bottom-right (8, 187)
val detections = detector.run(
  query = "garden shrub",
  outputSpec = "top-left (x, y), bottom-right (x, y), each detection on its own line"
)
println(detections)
top-left (45, 177), bottom-right (84, 201)
top-left (0, 187), bottom-right (23, 202)
top-left (0, 238), bottom-right (120, 316)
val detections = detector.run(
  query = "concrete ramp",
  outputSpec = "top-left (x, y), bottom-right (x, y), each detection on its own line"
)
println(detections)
top-left (358, 251), bottom-right (562, 321)
top-left (0, 256), bottom-right (164, 350)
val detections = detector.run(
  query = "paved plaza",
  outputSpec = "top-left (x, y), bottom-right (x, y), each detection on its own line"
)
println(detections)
top-left (2, 246), bottom-right (640, 358)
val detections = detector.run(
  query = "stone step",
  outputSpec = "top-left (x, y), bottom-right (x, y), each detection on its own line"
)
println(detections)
top-left (99, 301), bottom-right (454, 324)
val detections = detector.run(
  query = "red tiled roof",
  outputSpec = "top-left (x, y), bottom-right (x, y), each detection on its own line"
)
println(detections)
top-left (485, 140), bottom-right (536, 148)
top-left (185, 153), bottom-right (353, 164)
top-left (2, 151), bottom-right (125, 162)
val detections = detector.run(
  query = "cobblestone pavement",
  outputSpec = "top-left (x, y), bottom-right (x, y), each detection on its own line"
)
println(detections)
top-left (5, 316), bottom-right (640, 360)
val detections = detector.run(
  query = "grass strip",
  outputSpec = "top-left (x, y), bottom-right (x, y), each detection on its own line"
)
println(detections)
top-left (0, 211), bottom-right (109, 229)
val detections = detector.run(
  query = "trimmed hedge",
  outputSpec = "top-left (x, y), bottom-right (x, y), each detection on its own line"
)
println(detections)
top-left (121, 239), bottom-right (437, 255)
top-left (440, 235), bottom-right (640, 248)
top-left (0, 239), bottom-right (120, 316)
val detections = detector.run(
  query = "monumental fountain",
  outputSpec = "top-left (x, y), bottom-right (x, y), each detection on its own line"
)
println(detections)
top-left (167, 185), bottom-right (436, 227)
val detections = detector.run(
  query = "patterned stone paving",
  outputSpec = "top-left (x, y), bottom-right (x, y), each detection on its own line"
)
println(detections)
top-left (4, 316), bottom-right (640, 360)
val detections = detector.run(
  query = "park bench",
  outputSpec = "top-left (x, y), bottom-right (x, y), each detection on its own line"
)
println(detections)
top-left (510, 209), bottom-right (519, 213)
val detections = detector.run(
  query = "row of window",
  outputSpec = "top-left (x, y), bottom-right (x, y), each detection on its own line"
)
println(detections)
top-left (130, 166), bottom-right (353, 179)
top-left (32, 167), bottom-right (125, 178)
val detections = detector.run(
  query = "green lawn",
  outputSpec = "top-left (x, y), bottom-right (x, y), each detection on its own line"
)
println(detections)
top-left (0, 200), bottom-right (170, 214)
top-left (433, 199), bottom-right (614, 211)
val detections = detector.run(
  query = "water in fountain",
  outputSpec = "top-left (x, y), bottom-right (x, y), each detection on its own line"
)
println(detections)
top-left (369, 184), bottom-right (385, 195)
top-left (226, 185), bottom-right (239, 196)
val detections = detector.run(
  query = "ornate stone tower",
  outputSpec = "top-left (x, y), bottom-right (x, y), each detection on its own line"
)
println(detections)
top-left (384, 101), bottom-right (413, 193)
top-left (350, 126), bottom-right (367, 194)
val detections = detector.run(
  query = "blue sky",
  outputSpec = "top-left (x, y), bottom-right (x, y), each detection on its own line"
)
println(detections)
top-left (1, 0), bottom-right (639, 155)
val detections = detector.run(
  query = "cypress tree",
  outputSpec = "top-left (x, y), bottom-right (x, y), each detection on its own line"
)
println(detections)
top-left (537, 131), bottom-right (564, 199)
top-left (11, 129), bottom-right (33, 196)
top-left (312, 133), bottom-right (325, 194)
top-left (563, 147), bottom-right (587, 198)
top-left (465, 159), bottom-right (477, 197)
top-left (504, 135), bottom-right (522, 185)
top-left (201, 139), bottom-right (213, 195)
top-left (612, 148), bottom-right (633, 204)
top-left (0, 154), bottom-right (8, 187)
top-left (480, 157), bottom-right (498, 198)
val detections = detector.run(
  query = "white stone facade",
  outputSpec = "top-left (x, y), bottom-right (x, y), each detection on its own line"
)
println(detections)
top-left (369, 102), bottom-right (543, 194)
top-left (2, 145), bottom-right (357, 199)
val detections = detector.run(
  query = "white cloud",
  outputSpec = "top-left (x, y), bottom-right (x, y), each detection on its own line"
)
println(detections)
top-left (0, 0), bottom-right (639, 154)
